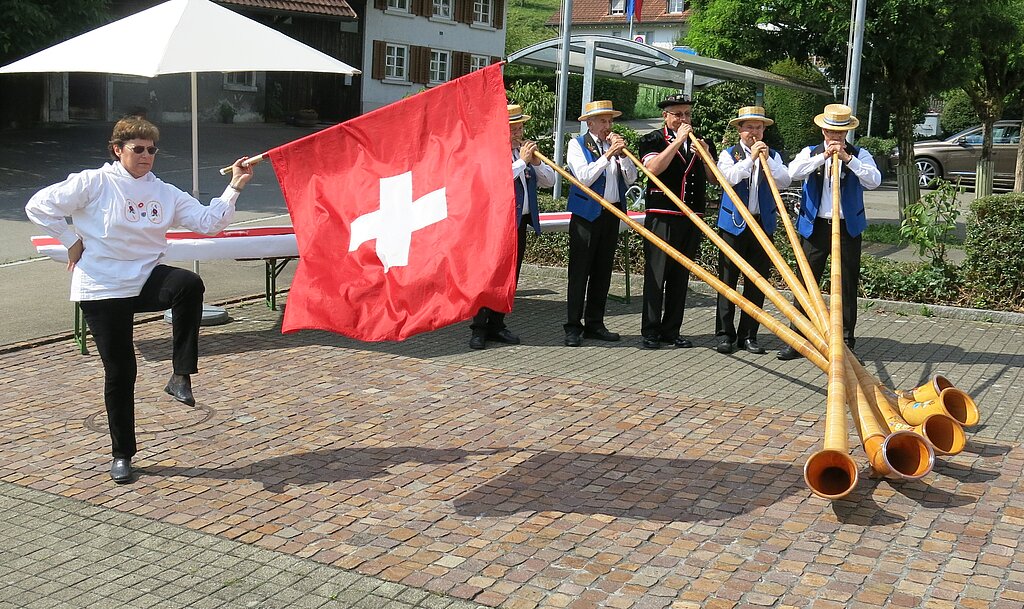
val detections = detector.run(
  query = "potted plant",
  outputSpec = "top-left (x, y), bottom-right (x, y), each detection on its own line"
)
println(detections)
top-left (218, 100), bottom-right (236, 124)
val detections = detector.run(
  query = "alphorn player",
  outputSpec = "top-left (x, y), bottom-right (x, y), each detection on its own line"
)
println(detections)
top-left (778, 103), bottom-right (881, 360)
top-left (468, 104), bottom-right (555, 350)
top-left (563, 100), bottom-right (637, 347)
top-left (637, 93), bottom-right (718, 350)
top-left (714, 106), bottom-right (791, 355)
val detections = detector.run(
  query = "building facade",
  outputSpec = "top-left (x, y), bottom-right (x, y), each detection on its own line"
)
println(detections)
top-left (546, 0), bottom-right (690, 50)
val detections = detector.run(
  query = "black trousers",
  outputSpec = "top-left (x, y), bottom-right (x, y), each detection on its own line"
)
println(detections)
top-left (79, 265), bottom-right (205, 459)
top-left (795, 218), bottom-right (862, 346)
top-left (472, 215), bottom-right (531, 334)
top-left (565, 211), bottom-right (620, 333)
top-left (641, 214), bottom-right (700, 340)
top-left (715, 224), bottom-right (771, 342)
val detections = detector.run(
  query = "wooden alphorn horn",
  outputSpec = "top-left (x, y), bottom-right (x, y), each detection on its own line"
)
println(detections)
top-left (532, 151), bottom-right (827, 369)
top-left (758, 154), bottom-right (939, 468)
top-left (685, 137), bottom-right (935, 478)
top-left (630, 142), bottom-right (929, 485)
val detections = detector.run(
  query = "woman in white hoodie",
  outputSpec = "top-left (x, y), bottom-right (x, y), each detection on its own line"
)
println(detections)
top-left (26, 116), bottom-right (253, 484)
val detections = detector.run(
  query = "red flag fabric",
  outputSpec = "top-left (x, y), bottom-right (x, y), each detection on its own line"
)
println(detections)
top-left (268, 64), bottom-right (516, 341)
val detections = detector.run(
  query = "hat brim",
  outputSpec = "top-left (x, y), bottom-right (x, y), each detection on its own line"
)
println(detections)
top-left (509, 114), bottom-right (531, 124)
top-left (729, 116), bottom-right (774, 127)
top-left (814, 113), bottom-right (860, 131)
top-left (578, 109), bottom-right (622, 121)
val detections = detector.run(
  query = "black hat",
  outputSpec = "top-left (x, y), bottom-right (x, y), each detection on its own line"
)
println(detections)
top-left (657, 93), bottom-right (693, 109)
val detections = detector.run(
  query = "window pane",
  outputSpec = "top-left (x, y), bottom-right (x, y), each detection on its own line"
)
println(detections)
top-left (611, 0), bottom-right (625, 14)
top-left (473, 0), bottom-right (491, 24)
top-left (386, 45), bottom-right (407, 79)
top-left (433, 0), bottom-right (451, 18)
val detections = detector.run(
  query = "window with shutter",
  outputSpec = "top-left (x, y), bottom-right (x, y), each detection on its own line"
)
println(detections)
top-left (372, 40), bottom-right (386, 80)
top-left (493, 0), bottom-right (504, 28)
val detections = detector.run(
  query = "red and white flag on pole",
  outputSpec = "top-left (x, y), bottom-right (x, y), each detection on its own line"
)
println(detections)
top-left (268, 63), bottom-right (516, 341)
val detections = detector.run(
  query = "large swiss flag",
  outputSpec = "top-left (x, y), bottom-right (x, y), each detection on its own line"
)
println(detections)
top-left (268, 64), bottom-right (516, 341)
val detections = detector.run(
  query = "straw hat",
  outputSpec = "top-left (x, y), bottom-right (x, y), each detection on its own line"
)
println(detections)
top-left (508, 104), bottom-right (531, 124)
top-left (578, 100), bottom-right (622, 121)
top-left (729, 106), bottom-right (774, 127)
top-left (657, 93), bottom-right (692, 109)
top-left (814, 103), bottom-right (860, 131)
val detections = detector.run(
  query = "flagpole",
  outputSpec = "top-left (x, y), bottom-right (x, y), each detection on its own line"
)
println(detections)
top-left (552, 0), bottom-right (574, 200)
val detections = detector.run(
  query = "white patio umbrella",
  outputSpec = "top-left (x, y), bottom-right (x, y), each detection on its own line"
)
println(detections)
top-left (1, 0), bottom-right (359, 324)
top-left (0, 0), bottom-right (360, 196)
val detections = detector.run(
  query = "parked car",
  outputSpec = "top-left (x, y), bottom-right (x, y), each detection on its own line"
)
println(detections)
top-left (895, 120), bottom-right (1021, 188)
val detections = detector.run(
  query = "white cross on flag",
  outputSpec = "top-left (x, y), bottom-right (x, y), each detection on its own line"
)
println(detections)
top-left (268, 64), bottom-right (517, 341)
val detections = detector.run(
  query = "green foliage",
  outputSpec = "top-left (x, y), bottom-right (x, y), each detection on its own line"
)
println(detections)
top-left (691, 81), bottom-right (765, 150)
top-left (861, 223), bottom-right (905, 245)
top-left (504, 6), bottom-right (557, 57)
top-left (900, 178), bottom-right (963, 265)
top-left (860, 257), bottom-right (961, 304)
top-left (855, 136), bottom-right (897, 177)
top-left (962, 192), bottom-right (1024, 310)
top-left (940, 89), bottom-right (978, 135)
top-left (0, 0), bottom-right (109, 62)
top-left (635, 85), bottom-right (679, 119)
top-left (506, 80), bottom-right (556, 156)
top-left (764, 59), bottom-right (831, 158)
top-left (505, 73), bottom-right (640, 120)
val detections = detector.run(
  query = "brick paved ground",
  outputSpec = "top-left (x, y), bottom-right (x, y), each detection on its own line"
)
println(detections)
top-left (2, 268), bottom-right (1024, 608)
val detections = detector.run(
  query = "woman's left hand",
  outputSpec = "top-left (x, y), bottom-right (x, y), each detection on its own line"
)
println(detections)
top-left (67, 238), bottom-right (84, 272)
top-left (229, 157), bottom-right (254, 191)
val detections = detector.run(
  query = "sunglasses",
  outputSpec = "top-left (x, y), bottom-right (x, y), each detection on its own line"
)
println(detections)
top-left (122, 144), bottom-right (159, 155)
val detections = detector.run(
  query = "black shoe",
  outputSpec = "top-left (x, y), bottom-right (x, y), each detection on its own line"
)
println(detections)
top-left (641, 337), bottom-right (661, 350)
top-left (164, 373), bottom-right (195, 407)
top-left (673, 337), bottom-right (694, 348)
top-left (488, 329), bottom-right (521, 345)
top-left (110, 458), bottom-right (132, 484)
top-left (740, 338), bottom-right (766, 354)
top-left (583, 326), bottom-right (620, 342)
top-left (564, 331), bottom-right (582, 347)
top-left (469, 334), bottom-right (486, 350)
top-left (777, 346), bottom-right (801, 361)
top-left (716, 337), bottom-right (735, 354)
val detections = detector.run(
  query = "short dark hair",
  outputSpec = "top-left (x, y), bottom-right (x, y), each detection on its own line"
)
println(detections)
top-left (108, 116), bottom-right (160, 159)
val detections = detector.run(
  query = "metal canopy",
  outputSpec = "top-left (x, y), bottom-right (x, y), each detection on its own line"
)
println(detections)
top-left (507, 35), bottom-right (830, 96)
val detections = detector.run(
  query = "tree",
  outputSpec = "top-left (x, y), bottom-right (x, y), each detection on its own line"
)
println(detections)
top-left (0, 0), bottom-right (110, 63)
top-left (687, 0), bottom-right (975, 219)
top-left (959, 0), bottom-right (1024, 196)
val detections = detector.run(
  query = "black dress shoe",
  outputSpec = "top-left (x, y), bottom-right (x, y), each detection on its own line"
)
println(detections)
top-left (164, 373), bottom-right (196, 407)
top-left (777, 345), bottom-right (801, 361)
top-left (564, 331), bottom-right (582, 347)
top-left (469, 334), bottom-right (486, 350)
top-left (740, 338), bottom-right (766, 354)
top-left (641, 337), bottom-right (661, 349)
top-left (673, 337), bottom-right (694, 348)
top-left (716, 337), bottom-right (735, 354)
top-left (110, 458), bottom-right (132, 484)
top-left (583, 326), bottom-right (620, 342)
top-left (488, 328), bottom-right (521, 345)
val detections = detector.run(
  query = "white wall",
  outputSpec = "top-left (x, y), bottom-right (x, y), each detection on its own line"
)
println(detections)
top-left (572, 24), bottom-right (686, 50)
top-left (362, 5), bottom-right (507, 113)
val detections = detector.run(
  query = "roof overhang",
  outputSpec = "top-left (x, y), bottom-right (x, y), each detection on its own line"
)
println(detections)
top-left (507, 35), bottom-right (830, 96)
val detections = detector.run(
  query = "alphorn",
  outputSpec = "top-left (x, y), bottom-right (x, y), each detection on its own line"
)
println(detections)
top-left (628, 141), bottom-right (933, 488)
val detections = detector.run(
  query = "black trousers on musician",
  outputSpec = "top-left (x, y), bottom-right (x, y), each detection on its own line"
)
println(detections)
top-left (79, 265), bottom-right (205, 459)
top-left (641, 214), bottom-right (700, 341)
top-left (715, 223), bottom-right (771, 343)
top-left (565, 211), bottom-right (620, 334)
top-left (795, 217), bottom-right (862, 347)
top-left (472, 215), bottom-right (530, 334)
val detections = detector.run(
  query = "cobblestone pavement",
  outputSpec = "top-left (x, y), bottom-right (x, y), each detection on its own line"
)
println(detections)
top-left (2, 268), bottom-right (1024, 608)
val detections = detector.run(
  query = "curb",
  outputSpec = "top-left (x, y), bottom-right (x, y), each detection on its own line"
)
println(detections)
top-left (520, 264), bottom-right (1024, 326)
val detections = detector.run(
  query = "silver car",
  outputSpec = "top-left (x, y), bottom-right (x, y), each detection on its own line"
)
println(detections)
top-left (909, 120), bottom-right (1021, 188)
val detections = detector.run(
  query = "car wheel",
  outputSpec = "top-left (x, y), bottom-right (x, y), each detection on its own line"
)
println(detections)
top-left (916, 158), bottom-right (941, 188)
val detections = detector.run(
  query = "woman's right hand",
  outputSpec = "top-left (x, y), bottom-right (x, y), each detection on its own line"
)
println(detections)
top-left (67, 238), bottom-right (83, 272)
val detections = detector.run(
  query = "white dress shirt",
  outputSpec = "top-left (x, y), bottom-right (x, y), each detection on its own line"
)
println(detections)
top-left (566, 132), bottom-right (638, 203)
top-left (26, 161), bottom-right (238, 301)
top-left (788, 144), bottom-right (881, 219)
top-left (717, 142), bottom-right (792, 214)
top-left (512, 148), bottom-right (556, 215)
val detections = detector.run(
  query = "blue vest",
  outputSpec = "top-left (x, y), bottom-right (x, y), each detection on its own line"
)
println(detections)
top-left (514, 163), bottom-right (542, 235)
top-left (717, 145), bottom-right (779, 237)
top-left (797, 143), bottom-right (867, 238)
top-left (567, 134), bottom-right (627, 222)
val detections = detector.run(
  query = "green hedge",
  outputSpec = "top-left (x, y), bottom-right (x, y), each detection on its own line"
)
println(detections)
top-left (506, 73), bottom-right (640, 120)
top-left (962, 193), bottom-right (1024, 310)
